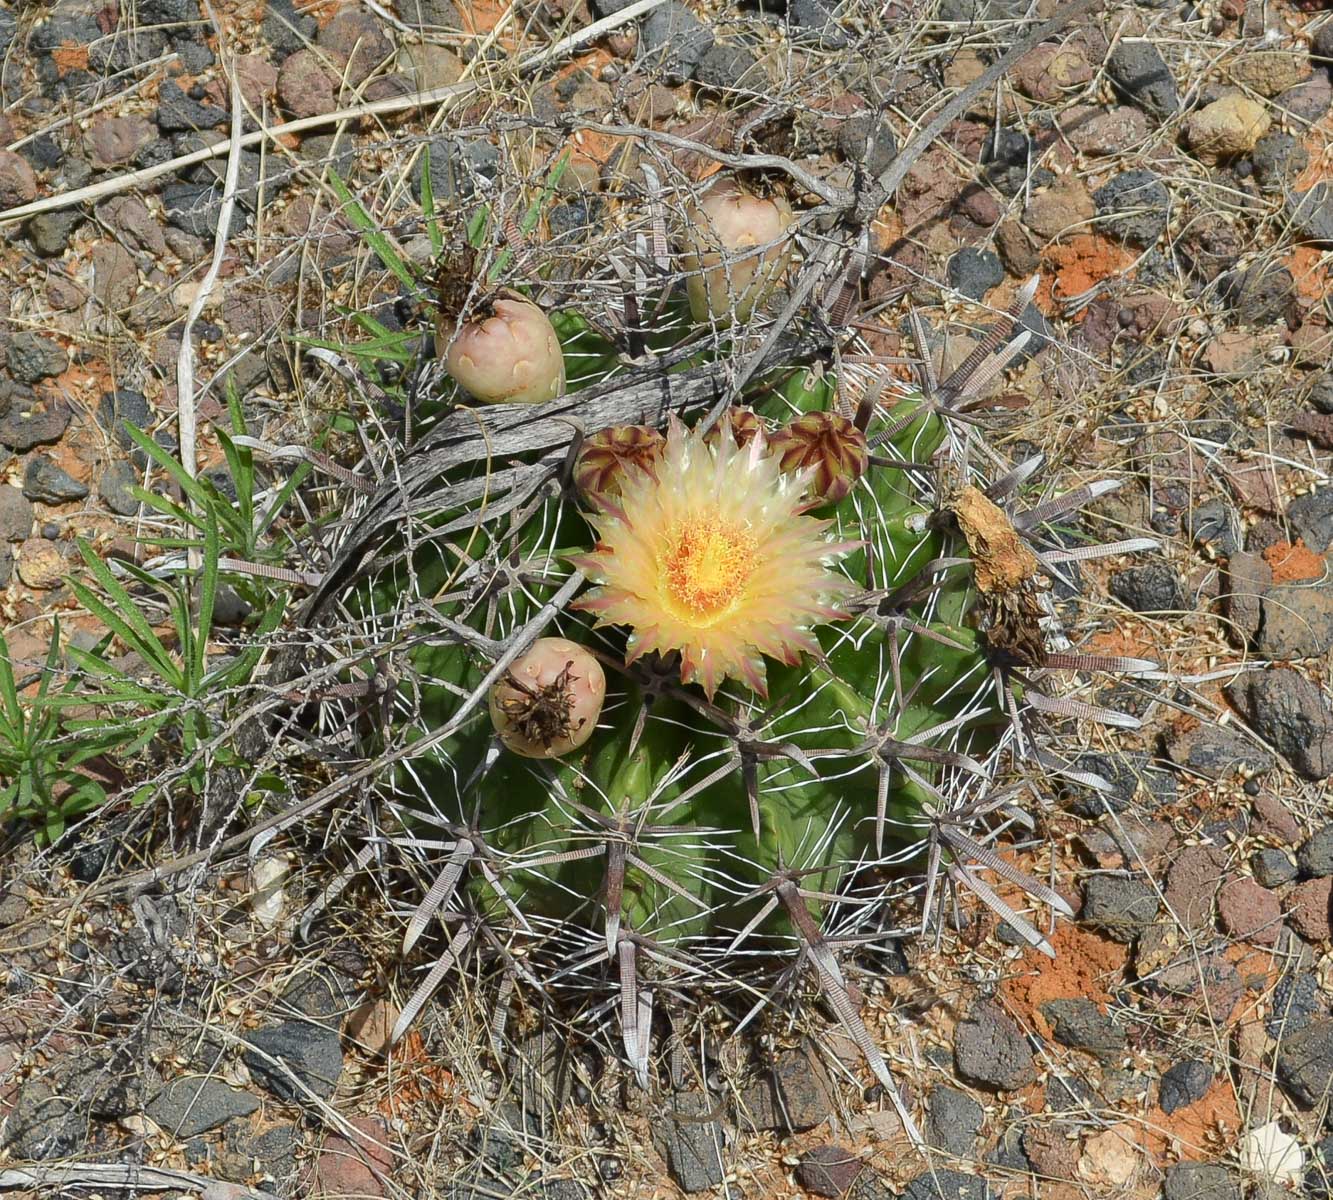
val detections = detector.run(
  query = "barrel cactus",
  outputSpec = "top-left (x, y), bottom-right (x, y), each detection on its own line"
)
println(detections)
top-left (304, 182), bottom-right (1158, 1138)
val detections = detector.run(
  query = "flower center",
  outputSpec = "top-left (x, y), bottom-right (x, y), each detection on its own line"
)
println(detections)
top-left (662, 516), bottom-right (758, 623)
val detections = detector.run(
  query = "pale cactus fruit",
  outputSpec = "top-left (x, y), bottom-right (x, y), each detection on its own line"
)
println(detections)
top-left (487, 637), bottom-right (606, 758)
top-left (679, 178), bottom-right (795, 325)
top-left (437, 291), bottom-right (566, 404)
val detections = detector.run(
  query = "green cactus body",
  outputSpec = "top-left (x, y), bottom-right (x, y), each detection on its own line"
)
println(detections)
top-left (389, 362), bottom-right (997, 954)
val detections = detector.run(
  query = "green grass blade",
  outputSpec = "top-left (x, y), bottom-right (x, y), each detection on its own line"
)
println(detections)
top-left (422, 142), bottom-right (443, 257)
top-left (328, 170), bottom-right (419, 292)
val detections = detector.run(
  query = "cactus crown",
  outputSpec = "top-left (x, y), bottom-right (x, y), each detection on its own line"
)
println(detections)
top-left (303, 184), bottom-right (1156, 1132)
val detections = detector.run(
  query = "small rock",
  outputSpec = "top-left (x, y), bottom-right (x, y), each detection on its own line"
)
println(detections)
top-left (0, 486), bottom-right (35, 541)
top-left (1267, 973), bottom-right (1320, 1040)
top-left (397, 42), bottom-right (463, 90)
top-left (1021, 1126), bottom-right (1079, 1180)
top-left (397, 0), bottom-right (460, 26)
top-left (1109, 561), bottom-right (1183, 612)
top-left (23, 456), bottom-right (88, 505)
top-left (738, 1049), bottom-right (833, 1132)
top-left (7, 333), bottom-right (68, 384)
top-left (309, 1115), bottom-right (393, 1198)
top-left (1230, 51), bottom-right (1310, 98)
top-left (317, 9), bottom-right (393, 85)
top-left (1217, 876), bottom-right (1282, 945)
top-left (1163, 844), bottom-right (1225, 932)
top-left (0, 150), bottom-right (37, 208)
top-left (1288, 491), bottom-right (1333, 553)
top-left (156, 78), bottom-right (227, 132)
top-left (925, 1086), bottom-right (984, 1156)
top-left (92, 241), bottom-right (139, 312)
top-left (26, 212), bottom-right (83, 257)
top-left (2, 1077), bottom-right (84, 1160)
top-left (954, 1002), bottom-right (1036, 1091)
top-left (242, 1020), bottom-right (344, 1101)
top-left (1250, 131), bottom-right (1308, 193)
top-left (98, 195), bottom-right (169, 256)
top-left (1143, 953), bottom-right (1243, 1022)
top-left (946, 247), bottom-right (1003, 300)
top-left (345, 998), bottom-right (400, 1058)
top-left (0, 397), bottom-right (71, 452)
top-left (263, 0), bottom-right (318, 54)
top-left (1239, 1121), bottom-right (1304, 1183)
top-left (277, 48), bottom-right (337, 118)
top-left (788, 0), bottom-right (849, 46)
top-left (1012, 42), bottom-right (1093, 102)
top-left (1222, 262), bottom-right (1296, 326)
top-left (1287, 182), bottom-right (1333, 244)
top-left (1040, 999), bottom-right (1125, 1059)
top-left (1094, 170), bottom-right (1169, 246)
top-left (695, 41), bottom-right (759, 91)
top-left (1226, 669), bottom-right (1333, 780)
top-left (1186, 94), bottom-right (1270, 164)
top-left (640, 1), bottom-right (713, 81)
top-left (146, 1076), bottom-right (258, 1137)
top-left (1258, 581), bottom-right (1333, 660)
top-left (797, 1145), bottom-right (864, 1198)
top-left (1158, 1059), bottom-right (1213, 1115)
top-left (84, 115), bottom-right (156, 170)
top-left (1059, 750), bottom-right (1139, 817)
top-left (1079, 1124), bottom-right (1143, 1189)
top-left (902, 1168), bottom-right (992, 1200)
top-left (1310, 372), bottom-right (1333, 416)
top-left (1023, 178), bottom-right (1094, 240)
top-left (1066, 105), bottom-right (1149, 154)
top-left (161, 181), bottom-right (251, 240)
top-left (1251, 848), bottom-right (1297, 888)
top-left (1298, 824), bottom-right (1333, 877)
top-left (1106, 41), bottom-right (1178, 116)
top-left (98, 461), bottom-right (142, 517)
top-left (1275, 1018), bottom-right (1333, 1108)
top-left (1286, 877), bottom-right (1333, 941)
top-left (995, 220), bottom-right (1039, 276)
top-left (1203, 330), bottom-right (1268, 377)
top-left (1080, 875), bottom-right (1159, 942)
top-left (15, 539), bottom-right (66, 590)
top-left (1162, 1162), bottom-right (1239, 1200)
top-left (652, 1091), bottom-right (724, 1193)
top-left (1274, 73), bottom-right (1332, 124)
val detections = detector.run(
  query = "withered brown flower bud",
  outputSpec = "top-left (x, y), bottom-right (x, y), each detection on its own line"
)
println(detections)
top-left (573, 424), bottom-right (666, 506)
top-left (767, 411), bottom-right (869, 506)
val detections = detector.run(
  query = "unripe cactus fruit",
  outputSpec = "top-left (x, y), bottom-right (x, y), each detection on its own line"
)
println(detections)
top-left (573, 424), bottom-right (667, 507)
top-left (488, 637), bottom-right (606, 758)
top-left (768, 409), bottom-right (869, 506)
top-left (437, 291), bottom-right (566, 404)
top-left (680, 179), bottom-right (795, 325)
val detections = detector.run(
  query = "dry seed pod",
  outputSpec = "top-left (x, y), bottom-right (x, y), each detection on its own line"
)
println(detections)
top-left (574, 425), bottom-right (667, 507)
top-left (768, 411), bottom-right (869, 506)
top-left (680, 178), bottom-right (794, 326)
top-left (437, 291), bottom-right (566, 405)
top-left (488, 637), bottom-right (606, 758)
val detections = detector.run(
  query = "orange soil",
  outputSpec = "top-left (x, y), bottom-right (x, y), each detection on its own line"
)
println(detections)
top-left (1286, 245), bottom-right (1333, 305)
top-left (51, 44), bottom-right (90, 72)
top-left (1001, 924), bottom-right (1128, 1041)
top-left (1035, 234), bottom-right (1135, 315)
top-left (1263, 539), bottom-right (1325, 583)
top-left (1141, 1076), bottom-right (1243, 1164)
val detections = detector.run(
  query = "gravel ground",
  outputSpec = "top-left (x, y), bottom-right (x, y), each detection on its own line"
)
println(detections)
top-left (2, 0), bottom-right (1333, 1196)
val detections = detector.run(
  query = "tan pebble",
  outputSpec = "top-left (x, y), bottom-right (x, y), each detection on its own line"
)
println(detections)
top-left (16, 539), bottom-right (66, 590)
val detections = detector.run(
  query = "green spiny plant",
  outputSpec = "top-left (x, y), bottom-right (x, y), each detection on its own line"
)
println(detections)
top-left (291, 172), bottom-right (1161, 1137)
